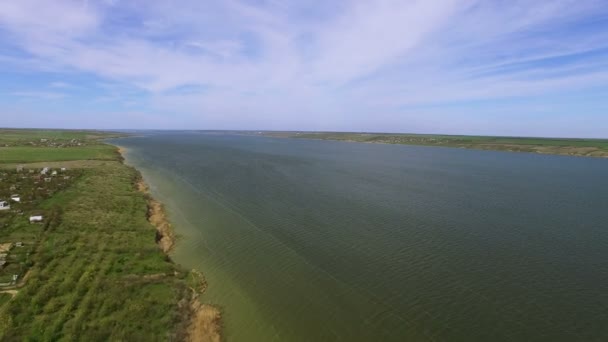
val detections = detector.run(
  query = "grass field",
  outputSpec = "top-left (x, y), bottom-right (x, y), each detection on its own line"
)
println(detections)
top-left (0, 128), bottom-right (122, 144)
top-left (0, 129), bottom-right (205, 340)
top-left (258, 131), bottom-right (608, 157)
top-left (0, 128), bottom-right (122, 163)
top-left (0, 145), bottom-right (119, 163)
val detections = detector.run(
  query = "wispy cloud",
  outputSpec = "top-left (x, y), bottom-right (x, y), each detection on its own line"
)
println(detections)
top-left (50, 81), bottom-right (71, 88)
top-left (10, 91), bottom-right (66, 100)
top-left (0, 0), bottom-right (607, 136)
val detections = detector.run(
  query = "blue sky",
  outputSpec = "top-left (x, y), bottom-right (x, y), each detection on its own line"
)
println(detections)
top-left (0, 0), bottom-right (607, 137)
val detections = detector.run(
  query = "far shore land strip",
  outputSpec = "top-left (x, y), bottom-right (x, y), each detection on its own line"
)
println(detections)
top-left (0, 129), bottom-right (220, 341)
top-left (252, 131), bottom-right (608, 158)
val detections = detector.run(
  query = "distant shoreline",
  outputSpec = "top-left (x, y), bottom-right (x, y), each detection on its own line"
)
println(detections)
top-left (253, 131), bottom-right (608, 158)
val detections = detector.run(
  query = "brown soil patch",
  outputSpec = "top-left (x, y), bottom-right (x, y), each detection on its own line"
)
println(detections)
top-left (0, 243), bottom-right (12, 253)
top-left (187, 301), bottom-right (222, 342)
top-left (186, 271), bottom-right (222, 342)
top-left (136, 179), bottom-right (175, 254)
top-left (0, 290), bottom-right (18, 298)
top-left (149, 197), bottom-right (175, 254)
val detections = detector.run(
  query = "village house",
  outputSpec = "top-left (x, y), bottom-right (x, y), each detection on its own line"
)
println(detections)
top-left (51, 170), bottom-right (58, 176)
top-left (41, 167), bottom-right (49, 175)
top-left (10, 195), bottom-right (20, 202)
top-left (0, 201), bottom-right (9, 210)
top-left (29, 215), bottom-right (43, 223)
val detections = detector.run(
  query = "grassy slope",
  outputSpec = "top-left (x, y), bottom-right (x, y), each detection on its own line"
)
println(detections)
top-left (0, 130), bottom-right (196, 341)
top-left (260, 132), bottom-right (608, 157)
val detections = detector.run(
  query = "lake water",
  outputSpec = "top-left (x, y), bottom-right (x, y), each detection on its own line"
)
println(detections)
top-left (112, 132), bottom-right (608, 341)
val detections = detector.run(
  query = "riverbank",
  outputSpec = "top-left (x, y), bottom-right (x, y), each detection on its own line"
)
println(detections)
top-left (116, 146), bottom-right (222, 342)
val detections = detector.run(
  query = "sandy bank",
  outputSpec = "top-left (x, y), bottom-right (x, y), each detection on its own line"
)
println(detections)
top-left (186, 271), bottom-right (222, 342)
top-left (116, 145), bottom-right (222, 342)
top-left (136, 179), bottom-right (175, 253)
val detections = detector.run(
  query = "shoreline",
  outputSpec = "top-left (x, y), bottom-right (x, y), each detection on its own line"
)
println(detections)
top-left (116, 145), bottom-right (222, 342)
top-left (255, 133), bottom-right (608, 158)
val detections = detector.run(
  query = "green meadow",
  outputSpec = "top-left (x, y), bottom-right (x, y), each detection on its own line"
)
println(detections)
top-left (0, 145), bottom-right (118, 163)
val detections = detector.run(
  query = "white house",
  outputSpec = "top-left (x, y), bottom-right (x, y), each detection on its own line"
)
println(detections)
top-left (10, 195), bottom-right (20, 202)
top-left (0, 201), bottom-right (9, 210)
top-left (51, 170), bottom-right (58, 176)
top-left (41, 167), bottom-right (49, 175)
top-left (29, 215), bottom-right (43, 223)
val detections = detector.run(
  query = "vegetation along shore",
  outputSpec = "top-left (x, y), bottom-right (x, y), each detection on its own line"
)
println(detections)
top-left (254, 131), bottom-right (608, 158)
top-left (0, 129), bottom-right (220, 341)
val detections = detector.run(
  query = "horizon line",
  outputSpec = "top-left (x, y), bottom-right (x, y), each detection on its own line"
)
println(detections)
top-left (2, 127), bottom-right (607, 141)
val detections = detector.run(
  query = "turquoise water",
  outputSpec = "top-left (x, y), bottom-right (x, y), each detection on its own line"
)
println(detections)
top-left (112, 132), bottom-right (608, 341)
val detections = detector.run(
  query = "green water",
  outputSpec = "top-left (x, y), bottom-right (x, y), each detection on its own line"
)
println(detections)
top-left (111, 132), bottom-right (608, 341)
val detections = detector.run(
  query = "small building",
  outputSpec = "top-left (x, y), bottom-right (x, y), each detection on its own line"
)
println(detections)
top-left (61, 167), bottom-right (67, 172)
top-left (16, 165), bottom-right (24, 172)
top-left (64, 176), bottom-right (71, 180)
top-left (10, 195), bottom-right (20, 202)
top-left (0, 201), bottom-right (9, 210)
top-left (44, 177), bottom-right (51, 183)
top-left (51, 170), bottom-right (58, 176)
top-left (29, 215), bottom-right (43, 223)
top-left (15, 242), bottom-right (23, 248)
top-left (41, 167), bottom-right (49, 175)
